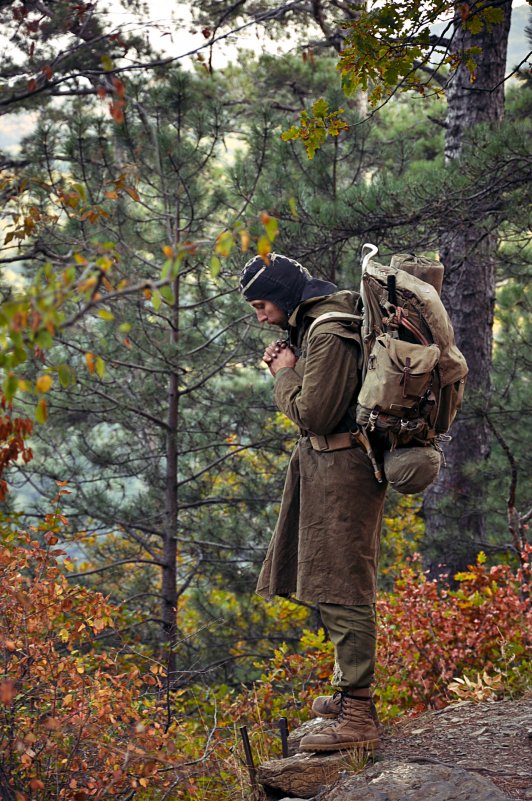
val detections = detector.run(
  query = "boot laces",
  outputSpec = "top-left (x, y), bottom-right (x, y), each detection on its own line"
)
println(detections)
top-left (338, 693), bottom-right (368, 725)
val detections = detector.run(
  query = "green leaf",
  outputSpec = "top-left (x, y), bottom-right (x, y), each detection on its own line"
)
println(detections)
top-left (210, 256), bottom-right (221, 278)
top-left (119, 322), bottom-right (132, 333)
top-left (161, 259), bottom-right (173, 281)
top-left (483, 7), bottom-right (504, 24)
top-left (97, 309), bottom-right (114, 321)
top-left (152, 289), bottom-right (162, 310)
top-left (160, 285), bottom-right (175, 304)
top-left (465, 15), bottom-right (484, 35)
top-left (35, 330), bottom-right (54, 349)
top-left (100, 55), bottom-right (114, 72)
top-left (312, 97), bottom-right (329, 118)
top-left (280, 125), bottom-right (300, 142)
top-left (288, 196), bottom-right (299, 221)
top-left (12, 346), bottom-right (27, 367)
top-left (95, 356), bottom-right (105, 379)
top-left (57, 363), bottom-right (76, 388)
top-left (3, 373), bottom-right (18, 402)
top-left (73, 183), bottom-right (87, 202)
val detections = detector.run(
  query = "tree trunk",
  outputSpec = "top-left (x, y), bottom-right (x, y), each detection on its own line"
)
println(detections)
top-left (163, 274), bottom-right (180, 684)
top-left (424, 0), bottom-right (512, 574)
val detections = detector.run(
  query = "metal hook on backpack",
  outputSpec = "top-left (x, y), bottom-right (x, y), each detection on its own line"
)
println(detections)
top-left (361, 243), bottom-right (379, 274)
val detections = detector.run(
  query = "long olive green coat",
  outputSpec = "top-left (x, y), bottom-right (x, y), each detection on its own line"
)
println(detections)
top-left (256, 291), bottom-right (387, 606)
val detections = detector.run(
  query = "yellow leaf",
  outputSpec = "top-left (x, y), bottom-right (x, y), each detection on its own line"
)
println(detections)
top-left (257, 236), bottom-right (271, 259)
top-left (288, 196), bottom-right (299, 220)
top-left (240, 229), bottom-right (250, 253)
top-left (35, 397), bottom-right (48, 424)
top-left (36, 374), bottom-right (53, 393)
top-left (215, 230), bottom-right (234, 257)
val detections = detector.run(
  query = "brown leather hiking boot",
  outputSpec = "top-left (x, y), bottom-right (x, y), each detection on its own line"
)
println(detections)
top-left (300, 694), bottom-right (379, 753)
top-left (311, 691), bottom-right (342, 719)
top-left (312, 692), bottom-right (381, 728)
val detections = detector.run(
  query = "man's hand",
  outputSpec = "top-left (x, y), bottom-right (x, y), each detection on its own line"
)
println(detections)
top-left (263, 340), bottom-right (298, 376)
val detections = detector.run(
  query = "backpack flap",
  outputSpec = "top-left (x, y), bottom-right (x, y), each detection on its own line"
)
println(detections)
top-left (357, 334), bottom-right (440, 420)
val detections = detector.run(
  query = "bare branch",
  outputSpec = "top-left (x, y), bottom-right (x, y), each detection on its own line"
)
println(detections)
top-left (67, 558), bottom-right (164, 579)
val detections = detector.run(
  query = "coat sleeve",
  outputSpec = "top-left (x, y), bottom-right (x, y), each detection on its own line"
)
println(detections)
top-left (273, 332), bottom-right (359, 435)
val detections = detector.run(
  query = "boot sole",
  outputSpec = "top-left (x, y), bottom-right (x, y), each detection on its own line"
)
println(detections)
top-left (300, 738), bottom-right (379, 753)
top-left (310, 710), bottom-right (338, 719)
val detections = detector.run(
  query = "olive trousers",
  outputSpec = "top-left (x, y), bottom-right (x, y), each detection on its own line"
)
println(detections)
top-left (318, 603), bottom-right (376, 691)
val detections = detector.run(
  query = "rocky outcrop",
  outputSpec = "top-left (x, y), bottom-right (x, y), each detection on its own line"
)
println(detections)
top-left (257, 699), bottom-right (532, 801)
top-left (316, 761), bottom-right (514, 801)
top-left (260, 756), bottom-right (514, 801)
top-left (258, 750), bottom-right (357, 799)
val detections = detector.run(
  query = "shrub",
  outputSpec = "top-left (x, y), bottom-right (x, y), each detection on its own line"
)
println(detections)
top-left (0, 504), bottom-right (180, 800)
top-left (375, 550), bottom-right (531, 716)
top-left (168, 550), bottom-right (531, 799)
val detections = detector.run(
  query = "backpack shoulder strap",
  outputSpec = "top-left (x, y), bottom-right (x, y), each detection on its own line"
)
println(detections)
top-left (307, 312), bottom-right (363, 340)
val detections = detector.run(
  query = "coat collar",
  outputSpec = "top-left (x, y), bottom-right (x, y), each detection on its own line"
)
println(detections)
top-left (288, 290), bottom-right (359, 329)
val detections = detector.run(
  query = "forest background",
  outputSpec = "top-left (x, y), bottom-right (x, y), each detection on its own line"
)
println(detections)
top-left (0, 1), bottom-right (530, 799)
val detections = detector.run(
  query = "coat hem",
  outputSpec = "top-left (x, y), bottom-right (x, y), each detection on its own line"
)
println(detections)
top-left (256, 588), bottom-right (377, 606)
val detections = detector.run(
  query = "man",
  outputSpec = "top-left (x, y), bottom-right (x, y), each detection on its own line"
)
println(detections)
top-left (240, 252), bottom-right (387, 753)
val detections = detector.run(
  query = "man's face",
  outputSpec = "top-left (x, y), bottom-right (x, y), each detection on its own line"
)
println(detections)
top-left (249, 300), bottom-right (288, 328)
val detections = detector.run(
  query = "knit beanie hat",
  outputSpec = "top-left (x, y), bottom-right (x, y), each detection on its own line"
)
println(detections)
top-left (239, 253), bottom-right (337, 317)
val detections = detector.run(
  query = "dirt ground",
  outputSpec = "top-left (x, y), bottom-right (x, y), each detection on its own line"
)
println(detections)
top-left (380, 697), bottom-right (532, 799)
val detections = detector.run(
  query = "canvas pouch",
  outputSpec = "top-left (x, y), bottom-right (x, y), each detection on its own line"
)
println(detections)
top-left (356, 334), bottom-right (440, 422)
top-left (383, 446), bottom-right (442, 494)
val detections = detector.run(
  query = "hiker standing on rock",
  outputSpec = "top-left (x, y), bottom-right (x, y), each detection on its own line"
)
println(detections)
top-left (240, 253), bottom-right (387, 753)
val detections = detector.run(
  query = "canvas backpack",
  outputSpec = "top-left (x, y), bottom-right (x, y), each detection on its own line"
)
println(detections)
top-left (307, 244), bottom-right (468, 493)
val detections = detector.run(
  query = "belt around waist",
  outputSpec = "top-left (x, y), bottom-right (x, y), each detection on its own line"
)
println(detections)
top-left (309, 432), bottom-right (360, 452)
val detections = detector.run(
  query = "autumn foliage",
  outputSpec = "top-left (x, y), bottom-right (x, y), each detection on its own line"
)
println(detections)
top-left (376, 551), bottom-right (531, 715)
top-left (0, 501), bottom-right (180, 801)
top-left (138, 550), bottom-right (531, 800)
top-left (0, 399), bottom-right (33, 501)
top-left (0, 492), bottom-right (530, 800)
